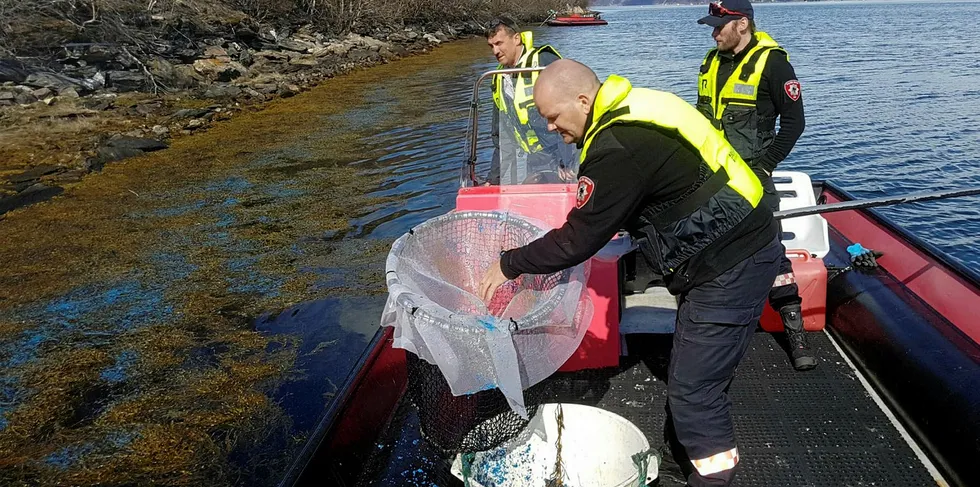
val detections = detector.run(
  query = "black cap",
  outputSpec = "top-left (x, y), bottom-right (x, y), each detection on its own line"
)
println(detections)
top-left (697, 0), bottom-right (753, 27)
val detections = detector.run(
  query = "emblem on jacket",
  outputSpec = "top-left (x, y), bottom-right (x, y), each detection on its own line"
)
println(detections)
top-left (576, 177), bottom-right (595, 209)
top-left (784, 80), bottom-right (801, 101)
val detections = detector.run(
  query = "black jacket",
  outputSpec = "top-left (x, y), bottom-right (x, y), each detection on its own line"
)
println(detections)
top-left (501, 123), bottom-right (777, 294)
top-left (714, 38), bottom-right (805, 173)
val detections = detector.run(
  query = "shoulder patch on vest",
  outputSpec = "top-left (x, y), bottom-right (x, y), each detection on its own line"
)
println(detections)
top-left (784, 80), bottom-right (801, 101)
top-left (576, 177), bottom-right (595, 209)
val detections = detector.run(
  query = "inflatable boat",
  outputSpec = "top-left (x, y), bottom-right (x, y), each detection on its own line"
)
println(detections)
top-left (281, 69), bottom-right (979, 487)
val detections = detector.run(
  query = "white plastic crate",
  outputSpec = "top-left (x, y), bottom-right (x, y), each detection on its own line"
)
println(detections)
top-left (772, 171), bottom-right (830, 259)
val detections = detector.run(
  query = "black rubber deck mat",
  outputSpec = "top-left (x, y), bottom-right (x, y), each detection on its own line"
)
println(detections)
top-left (357, 330), bottom-right (939, 486)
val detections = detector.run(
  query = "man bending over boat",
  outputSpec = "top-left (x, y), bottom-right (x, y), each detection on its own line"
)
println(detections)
top-left (696, 0), bottom-right (814, 370)
top-left (478, 59), bottom-right (781, 487)
top-left (484, 17), bottom-right (577, 185)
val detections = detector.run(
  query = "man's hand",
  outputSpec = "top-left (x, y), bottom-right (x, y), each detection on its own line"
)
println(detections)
top-left (479, 259), bottom-right (510, 303)
top-left (558, 165), bottom-right (577, 182)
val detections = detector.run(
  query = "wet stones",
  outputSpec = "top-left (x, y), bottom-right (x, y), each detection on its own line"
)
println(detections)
top-left (1, 18), bottom-right (481, 214)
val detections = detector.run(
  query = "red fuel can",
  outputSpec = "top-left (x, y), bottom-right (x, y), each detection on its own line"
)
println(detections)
top-left (760, 249), bottom-right (827, 332)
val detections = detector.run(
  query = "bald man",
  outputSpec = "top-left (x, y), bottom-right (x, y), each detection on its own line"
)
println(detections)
top-left (479, 60), bottom-right (781, 487)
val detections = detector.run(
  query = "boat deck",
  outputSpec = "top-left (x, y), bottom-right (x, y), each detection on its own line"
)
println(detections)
top-left (348, 329), bottom-right (941, 487)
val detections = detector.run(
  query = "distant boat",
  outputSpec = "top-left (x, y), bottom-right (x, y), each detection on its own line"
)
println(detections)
top-left (546, 11), bottom-right (608, 26)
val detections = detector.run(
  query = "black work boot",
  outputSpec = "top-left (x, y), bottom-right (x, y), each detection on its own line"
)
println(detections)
top-left (780, 304), bottom-right (817, 371)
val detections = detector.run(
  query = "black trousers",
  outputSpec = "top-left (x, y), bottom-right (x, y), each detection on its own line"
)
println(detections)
top-left (666, 237), bottom-right (783, 486)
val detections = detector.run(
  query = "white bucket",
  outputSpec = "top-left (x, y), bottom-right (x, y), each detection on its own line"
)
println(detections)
top-left (450, 404), bottom-right (658, 487)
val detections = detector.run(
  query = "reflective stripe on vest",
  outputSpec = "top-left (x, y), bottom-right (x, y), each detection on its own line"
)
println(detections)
top-left (697, 32), bottom-right (786, 160)
top-left (581, 75), bottom-right (763, 207)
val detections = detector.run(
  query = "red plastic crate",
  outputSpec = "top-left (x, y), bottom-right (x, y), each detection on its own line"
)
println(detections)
top-left (455, 184), bottom-right (621, 371)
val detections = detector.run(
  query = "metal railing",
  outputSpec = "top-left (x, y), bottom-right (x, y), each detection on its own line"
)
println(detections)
top-left (462, 67), bottom-right (546, 187)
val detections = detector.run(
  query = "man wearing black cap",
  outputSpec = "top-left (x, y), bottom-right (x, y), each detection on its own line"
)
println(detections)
top-left (696, 0), bottom-right (815, 372)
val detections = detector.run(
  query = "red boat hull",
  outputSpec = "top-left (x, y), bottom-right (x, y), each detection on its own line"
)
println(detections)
top-left (547, 17), bottom-right (608, 26)
top-left (298, 181), bottom-right (980, 486)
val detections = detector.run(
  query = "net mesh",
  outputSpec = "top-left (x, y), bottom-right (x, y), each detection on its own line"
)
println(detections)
top-left (381, 210), bottom-right (593, 456)
top-left (406, 354), bottom-right (539, 457)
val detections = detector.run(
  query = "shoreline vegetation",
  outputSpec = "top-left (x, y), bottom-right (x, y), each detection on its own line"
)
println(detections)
top-left (0, 0), bottom-right (589, 215)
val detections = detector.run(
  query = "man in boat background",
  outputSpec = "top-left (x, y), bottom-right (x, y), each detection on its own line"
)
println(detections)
top-left (478, 59), bottom-right (782, 487)
top-left (484, 17), bottom-right (578, 185)
top-left (697, 0), bottom-right (815, 371)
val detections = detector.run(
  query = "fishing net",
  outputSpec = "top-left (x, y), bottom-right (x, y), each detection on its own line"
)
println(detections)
top-left (381, 210), bottom-right (593, 454)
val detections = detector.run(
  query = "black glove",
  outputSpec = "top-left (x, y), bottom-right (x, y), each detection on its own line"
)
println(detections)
top-left (847, 243), bottom-right (884, 271)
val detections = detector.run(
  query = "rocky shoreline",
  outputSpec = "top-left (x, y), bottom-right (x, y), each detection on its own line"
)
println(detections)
top-left (0, 20), bottom-right (485, 216)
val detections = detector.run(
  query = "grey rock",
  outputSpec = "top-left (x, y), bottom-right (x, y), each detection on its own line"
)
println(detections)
top-left (106, 135), bottom-right (168, 151)
top-left (148, 59), bottom-right (177, 85)
top-left (391, 45), bottom-right (409, 58)
top-left (88, 71), bottom-right (106, 90)
top-left (317, 54), bottom-right (342, 67)
top-left (289, 56), bottom-right (319, 67)
top-left (134, 102), bottom-right (160, 116)
top-left (31, 87), bottom-right (53, 99)
top-left (279, 84), bottom-right (300, 97)
top-left (204, 46), bottom-right (230, 59)
top-left (151, 125), bottom-right (169, 137)
top-left (80, 45), bottom-right (118, 65)
top-left (204, 83), bottom-right (242, 99)
top-left (279, 39), bottom-right (315, 53)
top-left (170, 108), bottom-right (211, 120)
top-left (115, 50), bottom-right (139, 69)
top-left (238, 49), bottom-right (254, 67)
top-left (175, 49), bottom-right (199, 63)
top-left (14, 92), bottom-right (36, 104)
top-left (236, 27), bottom-right (259, 43)
top-left (82, 97), bottom-right (113, 111)
top-left (259, 26), bottom-right (280, 43)
top-left (0, 91), bottom-right (14, 101)
top-left (193, 58), bottom-right (247, 82)
top-left (47, 169), bottom-right (88, 184)
top-left (253, 83), bottom-right (278, 95)
top-left (86, 146), bottom-right (145, 171)
top-left (242, 87), bottom-right (263, 99)
top-left (379, 47), bottom-right (397, 62)
top-left (186, 118), bottom-right (206, 130)
top-left (0, 59), bottom-right (28, 83)
top-left (0, 183), bottom-right (64, 215)
top-left (254, 50), bottom-right (290, 61)
top-left (106, 70), bottom-right (146, 92)
top-left (172, 64), bottom-right (205, 89)
top-left (8, 165), bottom-right (64, 184)
top-left (347, 48), bottom-right (373, 62)
top-left (24, 72), bottom-right (87, 93)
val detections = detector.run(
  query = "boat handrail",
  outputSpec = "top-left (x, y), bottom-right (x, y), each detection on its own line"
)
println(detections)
top-left (462, 67), bottom-right (546, 187)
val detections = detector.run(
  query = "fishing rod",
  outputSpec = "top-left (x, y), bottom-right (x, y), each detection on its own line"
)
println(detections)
top-left (774, 186), bottom-right (980, 220)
